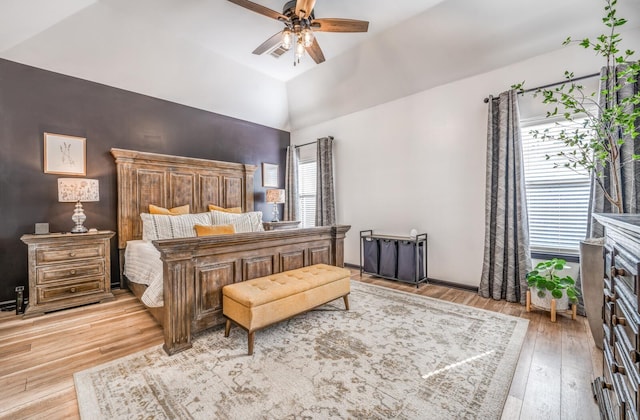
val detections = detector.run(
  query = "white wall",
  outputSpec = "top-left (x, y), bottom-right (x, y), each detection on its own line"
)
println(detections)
top-left (291, 28), bottom-right (640, 287)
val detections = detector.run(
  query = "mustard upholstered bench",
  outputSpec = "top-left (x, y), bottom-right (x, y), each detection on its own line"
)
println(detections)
top-left (222, 264), bottom-right (351, 355)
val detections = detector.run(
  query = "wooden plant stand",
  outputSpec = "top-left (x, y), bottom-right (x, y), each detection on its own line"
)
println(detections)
top-left (526, 290), bottom-right (577, 322)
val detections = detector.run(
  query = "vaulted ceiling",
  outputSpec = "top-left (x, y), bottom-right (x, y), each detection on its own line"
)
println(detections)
top-left (2, 0), bottom-right (639, 130)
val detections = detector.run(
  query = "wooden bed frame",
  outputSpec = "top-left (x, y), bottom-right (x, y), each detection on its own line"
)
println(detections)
top-left (111, 148), bottom-right (350, 355)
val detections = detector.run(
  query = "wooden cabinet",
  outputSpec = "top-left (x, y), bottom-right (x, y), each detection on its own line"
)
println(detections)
top-left (21, 231), bottom-right (115, 318)
top-left (359, 230), bottom-right (428, 287)
top-left (592, 214), bottom-right (640, 420)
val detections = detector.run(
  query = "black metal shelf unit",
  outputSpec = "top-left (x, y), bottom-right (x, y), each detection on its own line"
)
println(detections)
top-left (359, 230), bottom-right (428, 287)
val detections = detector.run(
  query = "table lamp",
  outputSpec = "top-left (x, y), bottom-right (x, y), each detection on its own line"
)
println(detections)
top-left (265, 189), bottom-right (285, 222)
top-left (58, 178), bottom-right (99, 233)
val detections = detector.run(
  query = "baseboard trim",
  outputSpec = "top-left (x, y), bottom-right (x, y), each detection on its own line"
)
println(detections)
top-left (345, 263), bottom-right (479, 293)
top-left (428, 278), bottom-right (479, 293)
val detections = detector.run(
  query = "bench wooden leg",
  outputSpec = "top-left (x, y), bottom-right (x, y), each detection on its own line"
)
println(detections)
top-left (248, 331), bottom-right (255, 355)
top-left (224, 319), bottom-right (231, 337)
top-left (343, 295), bottom-right (350, 311)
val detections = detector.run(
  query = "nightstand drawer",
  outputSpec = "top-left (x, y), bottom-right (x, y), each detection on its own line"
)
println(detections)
top-left (36, 243), bottom-right (105, 264)
top-left (36, 278), bottom-right (105, 303)
top-left (36, 260), bottom-right (104, 284)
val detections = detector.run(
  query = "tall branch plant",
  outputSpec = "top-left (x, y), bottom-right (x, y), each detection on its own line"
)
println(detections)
top-left (514, 0), bottom-right (640, 214)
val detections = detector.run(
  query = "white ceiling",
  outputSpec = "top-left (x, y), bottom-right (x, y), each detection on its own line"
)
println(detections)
top-left (1, 0), bottom-right (640, 130)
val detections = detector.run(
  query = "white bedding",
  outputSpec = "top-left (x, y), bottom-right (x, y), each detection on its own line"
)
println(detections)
top-left (123, 240), bottom-right (164, 307)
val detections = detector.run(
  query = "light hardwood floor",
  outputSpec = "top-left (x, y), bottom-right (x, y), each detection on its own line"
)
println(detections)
top-left (0, 271), bottom-right (602, 419)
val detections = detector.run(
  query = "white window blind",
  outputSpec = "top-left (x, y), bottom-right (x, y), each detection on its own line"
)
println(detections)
top-left (298, 145), bottom-right (317, 228)
top-left (521, 118), bottom-right (591, 255)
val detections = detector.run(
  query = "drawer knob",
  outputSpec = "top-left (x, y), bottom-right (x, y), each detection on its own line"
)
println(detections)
top-left (70, 287), bottom-right (76, 293)
top-left (611, 266), bottom-right (627, 277)
top-left (70, 269), bottom-right (76, 275)
top-left (612, 315), bottom-right (627, 326)
top-left (69, 252), bottom-right (76, 257)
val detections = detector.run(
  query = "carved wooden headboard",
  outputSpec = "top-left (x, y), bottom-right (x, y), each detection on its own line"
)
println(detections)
top-left (110, 148), bottom-right (257, 250)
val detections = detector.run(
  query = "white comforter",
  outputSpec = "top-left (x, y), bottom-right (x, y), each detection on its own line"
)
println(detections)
top-left (123, 240), bottom-right (164, 307)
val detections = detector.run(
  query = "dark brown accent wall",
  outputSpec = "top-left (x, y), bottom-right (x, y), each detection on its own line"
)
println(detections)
top-left (0, 58), bottom-right (290, 304)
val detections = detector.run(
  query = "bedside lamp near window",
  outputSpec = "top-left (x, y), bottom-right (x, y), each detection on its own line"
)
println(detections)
top-left (265, 189), bottom-right (285, 222)
top-left (58, 178), bottom-right (99, 233)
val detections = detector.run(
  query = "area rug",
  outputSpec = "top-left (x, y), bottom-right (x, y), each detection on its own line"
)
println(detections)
top-left (74, 281), bottom-right (528, 419)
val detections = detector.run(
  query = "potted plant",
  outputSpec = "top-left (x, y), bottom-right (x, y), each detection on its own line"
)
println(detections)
top-left (526, 258), bottom-right (580, 312)
top-left (514, 0), bottom-right (639, 343)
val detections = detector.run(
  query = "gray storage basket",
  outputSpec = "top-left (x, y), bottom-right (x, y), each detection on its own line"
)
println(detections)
top-left (397, 241), bottom-right (425, 282)
top-left (362, 237), bottom-right (379, 274)
top-left (378, 239), bottom-right (398, 278)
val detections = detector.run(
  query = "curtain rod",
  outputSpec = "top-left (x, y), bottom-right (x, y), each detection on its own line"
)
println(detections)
top-left (294, 141), bottom-right (316, 148)
top-left (482, 72), bottom-right (600, 103)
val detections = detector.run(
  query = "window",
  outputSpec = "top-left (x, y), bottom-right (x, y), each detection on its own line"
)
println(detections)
top-left (521, 117), bottom-right (591, 256)
top-left (297, 145), bottom-right (317, 228)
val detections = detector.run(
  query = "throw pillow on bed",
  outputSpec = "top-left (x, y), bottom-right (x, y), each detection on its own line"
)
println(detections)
top-left (208, 204), bottom-right (242, 213)
top-left (149, 204), bottom-right (190, 215)
top-left (210, 210), bottom-right (264, 233)
top-left (141, 212), bottom-right (212, 241)
top-left (194, 224), bottom-right (236, 236)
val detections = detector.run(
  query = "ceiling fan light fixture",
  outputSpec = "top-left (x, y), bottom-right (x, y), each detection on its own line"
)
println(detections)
top-left (295, 37), bottom-right (305, 59)
top-left (282, 29), bottom-right (292, 49)
top-left (302, 28), bottom-right (314, 47)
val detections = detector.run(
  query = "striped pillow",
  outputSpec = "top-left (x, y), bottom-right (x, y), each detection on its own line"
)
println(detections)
top-left (140, 212), bottom-right (213, 241)
top-left (210, 210), bottom-right (264, 233)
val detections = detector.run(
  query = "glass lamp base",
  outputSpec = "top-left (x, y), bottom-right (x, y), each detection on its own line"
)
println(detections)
top-left (71, 201), bottom-right (88, 234)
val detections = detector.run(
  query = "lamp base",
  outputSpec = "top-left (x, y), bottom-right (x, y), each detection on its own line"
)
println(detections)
top-left (70, 225), bottom-right (88, 234)
top-left (70, 201), bottom-right (88, 234)
top-left (271, 203), bottom-right (280, 222)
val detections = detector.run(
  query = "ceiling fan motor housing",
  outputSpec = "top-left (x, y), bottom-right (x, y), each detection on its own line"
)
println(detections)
top-left (283, 0), bottom-right (314, 19)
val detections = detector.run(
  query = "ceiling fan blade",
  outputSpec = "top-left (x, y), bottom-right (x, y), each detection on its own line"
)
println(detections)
top-left (305, 37), bottom-right (325, 64)
top-left (228, 0), bottom-right (287, 21)
top-left (311, 18), bottom-right (369, 33)
top-left (295, 0), bottom-right (316, 18)
top-left (252, 31), bottom-right (284, 55)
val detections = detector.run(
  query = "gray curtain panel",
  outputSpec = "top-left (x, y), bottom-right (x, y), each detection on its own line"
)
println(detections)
top-left (284, 145), bottom-right (300, 222)
top-left (479, 90), bottom-right (532, 304)
top-left (588, 64), bottom-right (640, 237)
top-left (316, 136), bottom-right (336, 226)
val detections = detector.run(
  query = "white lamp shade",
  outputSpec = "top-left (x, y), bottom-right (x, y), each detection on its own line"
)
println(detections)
top-left (266, 189), bottom-right (285, 204)
top-left (58, 178), bottom-right (99, 202)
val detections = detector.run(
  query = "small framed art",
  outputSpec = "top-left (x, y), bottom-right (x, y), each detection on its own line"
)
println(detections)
top-left (262, 163), bottom-right (278, 187)
top-left (44, 133), bottom-right (86, 176)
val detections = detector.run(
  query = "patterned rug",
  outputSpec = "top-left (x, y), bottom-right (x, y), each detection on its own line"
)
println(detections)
top-left (74, 281), bottom-right (528, 419)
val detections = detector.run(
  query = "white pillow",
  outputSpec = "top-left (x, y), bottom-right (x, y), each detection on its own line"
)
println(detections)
top-left (140, 212), bottom-right (213, 241)
top-left (210, 210), bottom-right (264, 233)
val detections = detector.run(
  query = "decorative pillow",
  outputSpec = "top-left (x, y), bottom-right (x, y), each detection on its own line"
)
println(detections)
top-left (208, 204), bottom-right (242, 213)
top-left (194, 224), bottom-right (236, 237)
top-left (141, 212), bottom-right (212, 241)
top-left (210, 210), bottom-right (264, 233)
top-left (149, 204), bottom-right (190, 215)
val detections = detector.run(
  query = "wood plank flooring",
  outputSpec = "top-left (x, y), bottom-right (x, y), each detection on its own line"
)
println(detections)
top-left (0, 271), bottom-right (602, 419)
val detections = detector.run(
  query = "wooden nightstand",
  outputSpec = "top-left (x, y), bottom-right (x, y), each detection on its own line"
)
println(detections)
top-left (262, 220), bottom-right (301, 231)
top-left (20, 231), bottom-right (115, 318)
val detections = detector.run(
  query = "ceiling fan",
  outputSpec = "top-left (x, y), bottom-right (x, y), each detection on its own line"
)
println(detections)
top-left (228, 0), bottom-right (369, 65)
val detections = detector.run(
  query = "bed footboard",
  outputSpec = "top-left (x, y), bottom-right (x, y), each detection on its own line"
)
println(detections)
top-left (152, 225), bottom-right (350, 355)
